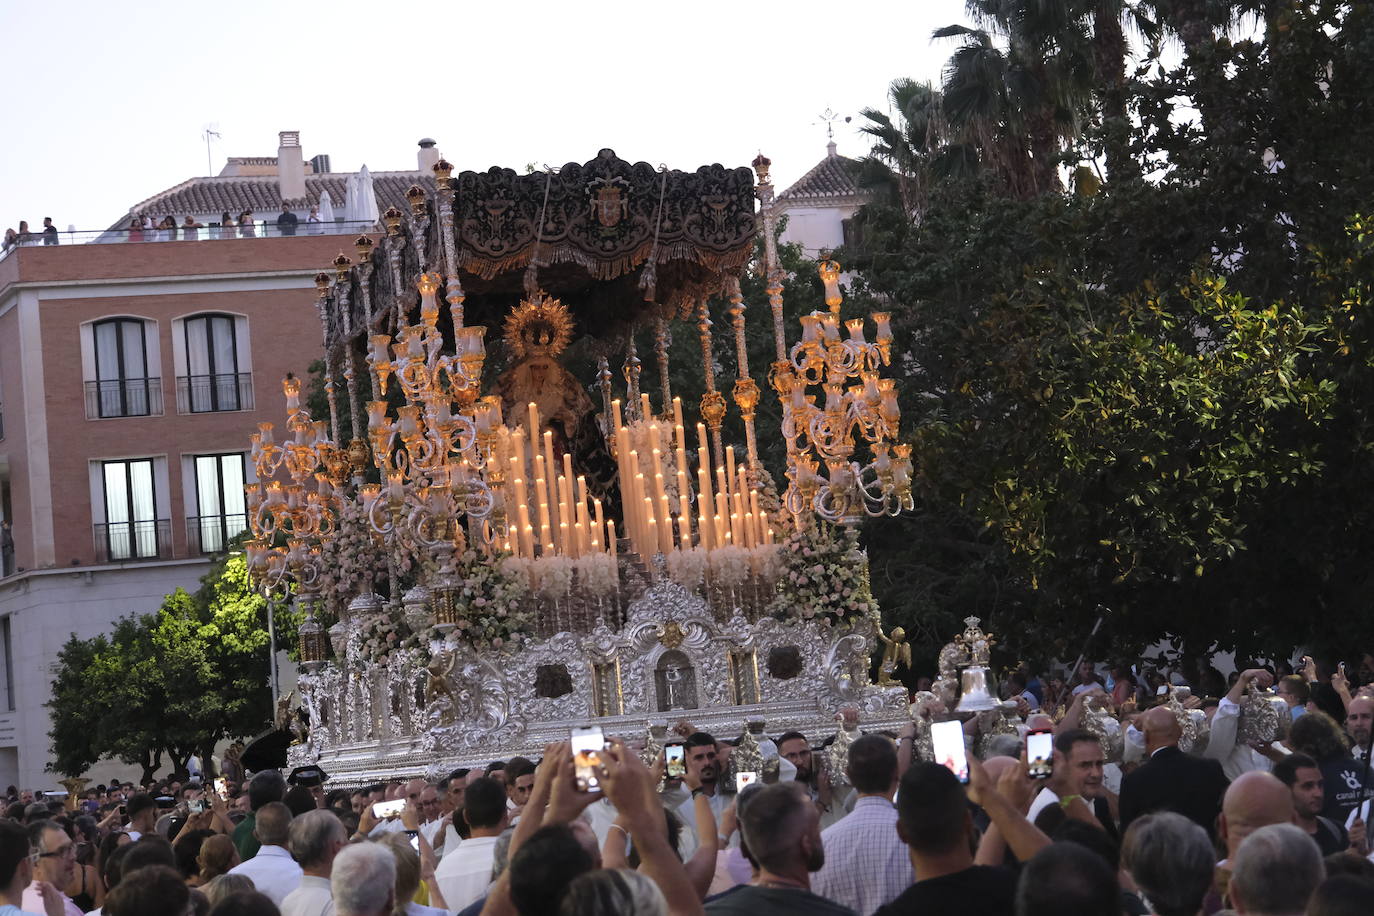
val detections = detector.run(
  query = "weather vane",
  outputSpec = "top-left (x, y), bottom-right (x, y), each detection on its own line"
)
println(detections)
top-left (814, 108), bottom-right (852, 142)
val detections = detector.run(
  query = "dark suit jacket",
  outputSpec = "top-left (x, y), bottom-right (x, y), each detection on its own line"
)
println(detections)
top-left (1119, 745), bottom-right (1229, 839)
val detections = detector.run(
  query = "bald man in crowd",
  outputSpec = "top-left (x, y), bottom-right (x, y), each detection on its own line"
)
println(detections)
top-left (1119, 705), bottom-right (1230, 839)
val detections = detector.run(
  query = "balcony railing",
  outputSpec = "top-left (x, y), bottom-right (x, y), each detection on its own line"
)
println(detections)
top-left (187, 514), bottom-right (248, 555)
top-left (176, 373), bottom-right (254, 414)
top-left (0, 219), bottom-right (383, 263)
top-left (94, 519), bottom-right (172, 562)
top-left (84, 378), bottom-right (164, 420)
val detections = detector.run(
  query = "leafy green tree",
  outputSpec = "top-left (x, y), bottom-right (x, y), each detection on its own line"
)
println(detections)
top-left (842, 1), bottom-right (1374, 670)
top-left (48, 552), bottom-right (290, 781)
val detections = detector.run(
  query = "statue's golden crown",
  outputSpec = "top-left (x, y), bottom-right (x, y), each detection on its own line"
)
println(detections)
top-left (503, 292), bottom-right (575, 360)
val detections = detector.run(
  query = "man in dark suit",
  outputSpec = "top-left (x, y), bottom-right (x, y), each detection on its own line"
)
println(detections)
top-left (1120, 705), bottom-right (1230, 839)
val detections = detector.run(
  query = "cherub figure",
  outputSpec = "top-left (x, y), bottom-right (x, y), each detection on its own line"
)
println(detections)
top-left (878, 626), bottom-right (912, 686)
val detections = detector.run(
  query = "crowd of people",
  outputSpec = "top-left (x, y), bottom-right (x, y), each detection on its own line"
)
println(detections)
top-left (118, 206), bottom-right (320, 243)
top-left (2, 206), bottom-right (333, 251)
top-left (2, 219), bottom-right (61, 249)
top-left (3, 650), bottom-right (1372, 916)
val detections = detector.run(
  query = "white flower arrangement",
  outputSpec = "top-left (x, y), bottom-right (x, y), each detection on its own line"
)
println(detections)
top-left (531, 555), bottom-right (575, 599)
top-left (451, 548), bottom-right (533, 651)
top-left (317, 499), bottom-right (383, 614)
top-left (575, 553), bottom-right (619, 596)
top-left (767, 523), bottom-right (878, 627)
top-left (667, 546), bottom-right (708, 590)
top-left (750, 543), bottom-right (785, 586)
top-left (709, 545), bottom-right (751, 588)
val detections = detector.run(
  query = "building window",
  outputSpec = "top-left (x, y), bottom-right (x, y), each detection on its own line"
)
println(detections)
top-left (98, 459), bottom-right (164, 561)
top-left (179, 314), bottom-right (252, 413)
top-left (190, 453), bottom-right (247, 554)
top-left (88, 318), bottom-right (160, 419)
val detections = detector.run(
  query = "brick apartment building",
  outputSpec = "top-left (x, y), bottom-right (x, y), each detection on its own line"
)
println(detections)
top-left (0, 133), bottom-right (430, 787)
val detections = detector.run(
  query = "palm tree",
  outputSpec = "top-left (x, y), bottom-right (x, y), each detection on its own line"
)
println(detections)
top-left (933, 0), bottom-right (1094, 198)
top-left (856, 78), bottom-right (977, 217)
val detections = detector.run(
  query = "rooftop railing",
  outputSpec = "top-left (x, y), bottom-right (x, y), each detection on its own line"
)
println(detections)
top-left (1, 219), bottom-right (381, 261)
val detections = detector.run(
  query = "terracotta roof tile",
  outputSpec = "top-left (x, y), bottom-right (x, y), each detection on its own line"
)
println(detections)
top-left (778, 153), bottom-right (866, 202)
top-left (111, 172), bottom-right (428, 229)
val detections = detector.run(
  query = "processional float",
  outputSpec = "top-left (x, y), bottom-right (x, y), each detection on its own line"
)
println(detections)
top-left (245, 149), bottom-right (918, 783)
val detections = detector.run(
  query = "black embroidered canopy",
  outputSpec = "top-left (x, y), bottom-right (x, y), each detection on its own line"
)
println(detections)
top-left (323, 149), bottom-right (759, 350)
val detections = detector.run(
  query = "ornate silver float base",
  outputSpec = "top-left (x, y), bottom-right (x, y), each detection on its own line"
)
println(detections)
top-left (289, 580), bottom-right (908, 784)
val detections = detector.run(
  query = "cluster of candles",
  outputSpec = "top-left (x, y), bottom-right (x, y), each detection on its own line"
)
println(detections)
top-left (612, 394), bottom-right (773, 563)
top-left (489, 397), bottom-right (775, 565)
top-left (493, 402), bottom-right (617, 560)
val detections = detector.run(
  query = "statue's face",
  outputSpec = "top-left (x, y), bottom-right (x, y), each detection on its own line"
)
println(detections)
top-left (892, 627), bottom-right (905, 641)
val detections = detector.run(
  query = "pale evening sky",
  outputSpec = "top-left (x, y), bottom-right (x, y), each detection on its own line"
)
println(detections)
top-left (0, 0), bottom-right (968, 233)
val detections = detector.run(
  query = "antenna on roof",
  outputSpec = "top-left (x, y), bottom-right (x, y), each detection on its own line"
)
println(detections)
top-left (202, 123), bottom-right (222, 176)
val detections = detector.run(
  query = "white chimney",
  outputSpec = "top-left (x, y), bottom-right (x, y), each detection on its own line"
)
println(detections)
top-left (417, 138), bottom-right (440, 172)
top-left (278, 131), bottom-right (306, 201)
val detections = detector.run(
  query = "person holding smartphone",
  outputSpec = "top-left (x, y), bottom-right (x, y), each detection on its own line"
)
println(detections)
top-left (875, 758), bottom-right (1048, 916)
top-left (1025, 729), bottom-right (1113, 837)
top-left (675, 732), bottom-right (730, 846)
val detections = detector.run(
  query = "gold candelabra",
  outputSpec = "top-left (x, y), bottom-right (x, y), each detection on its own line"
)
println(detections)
top-left (776, 261), bottom-right (913, 525)
top-left (244, 375), bottom-right (348, 669)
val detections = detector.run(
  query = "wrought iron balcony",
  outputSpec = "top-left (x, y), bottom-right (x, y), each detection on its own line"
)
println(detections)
top-left (84, 378), bottom-right (164, 420)
top-left (93, 519), bottom-right (172, 562)
top-left (187, 513), bottom-right (248, 555)
top-left (176, 373), bottom-right (254, 414)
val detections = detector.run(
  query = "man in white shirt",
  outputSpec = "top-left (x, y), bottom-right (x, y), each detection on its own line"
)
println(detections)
top-left (1206, 668), bottom-right (1278, 780)
top-left (369, 780), bottom-right (423, 838)
top-left (432, 777), bottom-right (507, 911)
top-left (812, 735), bottom-right (912, 914)
top-left (1026, 729), bottom-right (1110, 829)
top-left (228, 802), bottom-right (303, 905)
top-left (675, 733), bottom-right (731, 839)
top-left (281, 809), bottom-right (348, 916)
top-left (21, 820), bottom-right (83, 916)
top-left (417, 785), bottom-right (445, 846)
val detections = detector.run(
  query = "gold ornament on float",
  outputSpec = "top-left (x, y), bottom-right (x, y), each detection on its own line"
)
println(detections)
top-left (504, 293), bottom-right (575, 360)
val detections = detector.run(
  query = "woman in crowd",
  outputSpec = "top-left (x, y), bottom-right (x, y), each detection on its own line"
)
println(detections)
top-left (157, 215), bottom-right (177, 241)
top-left (196, 834), bottom-right (241, 889)
top-left (380, 832), bottom-right (448, 915)
top-left (66, 815), bottom-right (103, 911)
top-left (200, 873), bottom-right (255, 910)
top-left (219, 211), bottom-right (236, 239)
top-left (175, 829), bottom-right (217, 886)
top-left (238, 211), bottom-right (255, 237)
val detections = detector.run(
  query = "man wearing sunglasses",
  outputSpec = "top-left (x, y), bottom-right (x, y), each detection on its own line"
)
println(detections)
top-left (21, 820), bottom-right (82, 916)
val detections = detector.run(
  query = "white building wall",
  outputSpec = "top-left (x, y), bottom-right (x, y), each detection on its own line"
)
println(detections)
top-left (777, 203), bottom-right (860, 258)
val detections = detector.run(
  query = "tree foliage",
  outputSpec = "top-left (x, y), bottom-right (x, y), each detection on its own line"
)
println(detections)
top-left (47, 553), bottom-right (293, 780)
top-left (842, 1), bottom-right (1374, 669)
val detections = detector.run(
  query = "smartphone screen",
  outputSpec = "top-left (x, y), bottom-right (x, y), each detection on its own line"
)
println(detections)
top-left (1156, 685), bottom-right (1168, 696)
top-left (187, 799), bottom-right (205, 814)
top-left (407, 832), bottom-right (420, 852)
top-left (931, 720), bottom-right (969, 784)
top-left (213, 777), bottom-right (228, 798)
top-left (735, 771), bottom-right (758, 792)
top-left (571, 725), bottom-right (605, 791)
top-left (372, 799), bottom-right (406, 819)
top-left (665, 744), bottom-right (686, 779)
top-left (1027, 729), bottom-right (1054, 780)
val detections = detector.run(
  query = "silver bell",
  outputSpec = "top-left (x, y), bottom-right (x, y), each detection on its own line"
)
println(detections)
top-left (956, 665), bottom-right (998, 713)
